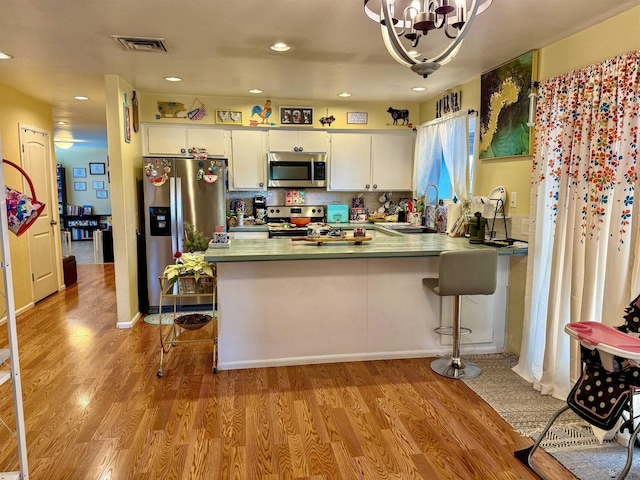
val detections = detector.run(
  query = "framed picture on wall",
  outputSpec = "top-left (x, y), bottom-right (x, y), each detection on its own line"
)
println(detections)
top-left (92, 181), bottom-right (104, 190)
top-left (72, 168), bottom-right (86, 178)
top-left (74, 182), bottom-right (87, 191)
top-left (96, 190), bottom-right (108, 199)
top-left (90, 162), bottom-right (106, 175)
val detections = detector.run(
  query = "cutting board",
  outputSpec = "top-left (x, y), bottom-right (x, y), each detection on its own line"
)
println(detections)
top-left (292, 236), bottom-right (372, 245)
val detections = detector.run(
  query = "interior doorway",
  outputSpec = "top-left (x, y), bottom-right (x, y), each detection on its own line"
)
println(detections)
top-left (19, 125), bottom-right (60, 302)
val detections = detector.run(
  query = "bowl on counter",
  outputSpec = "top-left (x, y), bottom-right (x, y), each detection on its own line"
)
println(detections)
top-left (290, 217), bottom-right (311, 226)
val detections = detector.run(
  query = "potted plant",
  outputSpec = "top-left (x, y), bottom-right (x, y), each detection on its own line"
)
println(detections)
top-left (163, 252), bottom-right (214, 293)
top-left (182, 221), bottom-right (210, 253)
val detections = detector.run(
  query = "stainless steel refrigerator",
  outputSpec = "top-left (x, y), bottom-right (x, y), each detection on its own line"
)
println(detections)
top-left (143, 157), bottom-right (226, 310)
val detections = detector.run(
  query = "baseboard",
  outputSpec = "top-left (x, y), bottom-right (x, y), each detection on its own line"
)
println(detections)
top-left (117, 311), bottom-right (141, 329)
top-left (0, 302), bottom-right (35, 326)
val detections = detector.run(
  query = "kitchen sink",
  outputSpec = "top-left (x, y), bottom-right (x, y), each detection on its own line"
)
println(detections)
top-left (379, 224), bottom-right (437, 234)
top-left (396, 226), bottom-right (438, 234)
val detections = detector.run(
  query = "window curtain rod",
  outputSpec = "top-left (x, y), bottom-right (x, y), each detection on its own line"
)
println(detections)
top-left (420, 109), bottom-right (476, 128)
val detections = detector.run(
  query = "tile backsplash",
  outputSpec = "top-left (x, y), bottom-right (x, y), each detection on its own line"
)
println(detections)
top-left (227, 189), bottom-right (413, 215)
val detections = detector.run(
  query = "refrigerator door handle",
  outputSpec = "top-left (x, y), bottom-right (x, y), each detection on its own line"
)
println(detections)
top-left (175, 177), bottom-right (184, 254)
top-left (169, 177), bottom-right (178, 255)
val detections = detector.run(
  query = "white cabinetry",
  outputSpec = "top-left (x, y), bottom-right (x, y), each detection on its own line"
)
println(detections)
top-left (329, 133), bottom-right (414, 192)
top-left (371, 134), bottom-right (413, 191)
top-left (329, 133), bottom-right (372, 191)
top-left (268, 130), bottom-right (327, 152)
top-left (229, 130), bottom-right (267, 191)
top-left (143, 124), bottom-right (227, 157)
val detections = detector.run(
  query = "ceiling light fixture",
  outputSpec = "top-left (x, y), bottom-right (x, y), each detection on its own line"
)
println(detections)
top-left (164, 76), bottom-right (182, 82)
top-left (54, 141), bottom-right (74, 150)
top-left (74, 96), bottom-right (89, 101)
top-left (364, 0), bottom-right (492, 78)
top-left (337, 92), bottom-right (352, 98)
top-left (0, 51), bottom-right (13, 60)
top-left (270, 42), bottom-right (291, 52)
top-left (248, 89), bottom-right (263, 94)
top-left (56, 121), bottom-right (67, 125)
top-left (412, 87), bottom-right (427, 91)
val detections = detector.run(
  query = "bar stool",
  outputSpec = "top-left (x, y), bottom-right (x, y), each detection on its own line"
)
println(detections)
top-left (423, 249), bottom-right (498, 379)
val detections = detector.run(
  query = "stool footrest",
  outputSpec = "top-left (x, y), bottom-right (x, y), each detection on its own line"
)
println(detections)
top-left (434, 326), bottom-right (472, 336)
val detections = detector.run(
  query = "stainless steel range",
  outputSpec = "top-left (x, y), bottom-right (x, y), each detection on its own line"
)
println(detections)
top-left (266, 205), bottom-right (326, 238)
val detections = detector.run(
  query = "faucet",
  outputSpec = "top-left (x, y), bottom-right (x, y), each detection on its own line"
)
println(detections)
top-left (423, 183), bottom-right (439, 209)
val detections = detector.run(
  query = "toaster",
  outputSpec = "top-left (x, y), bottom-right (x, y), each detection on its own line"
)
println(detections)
top-left (326, 204), bottom-right (349, 223)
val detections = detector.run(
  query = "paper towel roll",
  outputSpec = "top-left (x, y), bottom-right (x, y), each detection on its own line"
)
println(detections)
top-left (447, 203), bottom-right (463, 232)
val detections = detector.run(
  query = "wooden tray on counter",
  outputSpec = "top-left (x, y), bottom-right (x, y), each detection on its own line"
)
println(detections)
top-left (292, 236), bottom-right (372, 246)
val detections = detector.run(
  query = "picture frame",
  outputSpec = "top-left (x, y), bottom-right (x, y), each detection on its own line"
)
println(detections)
top-left (435, 91), bottom-right (462, 119)
top-left (215, 110), bottom-right (243, 125)
top-left (89, 162), bottom-right (106, 175)
top-left (74, 182), bottom-right (87, 191)
top-left (479, 50), bottom-right (538, 159)
top-left (347, 112), bottom-right (368, 125)
top-left (280, 107), bottom-right (313, 126)
top-left (96, 190), bottom-right (108, 199)
top-left (72, 168), bottom-right (86, 178)
top-left (92, 181), bottom-right (104, 190)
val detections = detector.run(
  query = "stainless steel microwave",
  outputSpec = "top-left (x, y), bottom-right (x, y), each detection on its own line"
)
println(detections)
top-left (267, 152), bottom-right (327, 188)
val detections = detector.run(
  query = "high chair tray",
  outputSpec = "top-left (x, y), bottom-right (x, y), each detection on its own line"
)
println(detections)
top-left (565, 321), bottom-right (640, 361)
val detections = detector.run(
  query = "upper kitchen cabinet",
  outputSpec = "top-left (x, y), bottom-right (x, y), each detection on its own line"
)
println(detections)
top-left (142, 124), bottom-right (227, 157)
top-left (371, 134), bottom-right (413, 191)
top-left (329, 133), bottom-right (414, 192)
top-left (229, 129), bottom-right (267, 191)
top-left (329, 133), bottom-right (372, 191)
top-left (268, 130), bottom-right (327, 153)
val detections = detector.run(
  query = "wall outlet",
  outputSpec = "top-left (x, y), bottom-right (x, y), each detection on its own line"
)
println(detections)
top-left (510, 191), bottom-right (518, 208)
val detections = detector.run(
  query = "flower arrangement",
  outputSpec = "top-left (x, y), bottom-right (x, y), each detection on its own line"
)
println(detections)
top-left (163, 252), bottom-right (214, 285)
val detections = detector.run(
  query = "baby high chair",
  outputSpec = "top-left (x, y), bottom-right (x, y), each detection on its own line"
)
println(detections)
top-left (517, 295), bottom-right (640, 480)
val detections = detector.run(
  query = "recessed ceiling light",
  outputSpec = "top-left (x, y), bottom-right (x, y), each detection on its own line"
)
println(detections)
top-left (74, 96), bottom-right (89, 101)
top-left (0, 52), bottom-right (13, 60)
top-left (412, 87), bottom-right (427, 92)
top-left (270, 42), bottom-right (291, 52)
top-left (248, 89), bottom-right (263, 94)
top-left (337, 92), bottom-right (352, 98)
top-left (164, 76), bottom-right (182, 82)
top-left (56, 121), bottom-right (67, 125)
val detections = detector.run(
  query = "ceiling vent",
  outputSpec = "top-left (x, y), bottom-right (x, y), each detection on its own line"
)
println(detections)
top-left (112, 36), bottom-right (169, 53)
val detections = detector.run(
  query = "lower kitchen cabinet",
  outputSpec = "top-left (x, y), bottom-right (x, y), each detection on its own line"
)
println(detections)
top-left (329, 132), bottom-right (414, 191)
top-left (229, 130), bottom-right (267, 190)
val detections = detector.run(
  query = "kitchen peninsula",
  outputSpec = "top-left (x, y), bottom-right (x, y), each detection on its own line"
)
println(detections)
top-left (205, 233), bottom-right (525, 370)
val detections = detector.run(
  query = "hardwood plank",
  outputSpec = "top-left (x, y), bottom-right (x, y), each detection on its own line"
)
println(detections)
top-left (0, 264), bottom-right (575, 479)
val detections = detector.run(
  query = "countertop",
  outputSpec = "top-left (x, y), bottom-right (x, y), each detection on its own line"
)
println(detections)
top-left (205, 234), bottom-right (527, 263)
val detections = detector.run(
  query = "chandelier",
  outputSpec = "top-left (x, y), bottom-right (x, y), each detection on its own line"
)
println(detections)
top-left (364, 0), bottom-right (493, 78)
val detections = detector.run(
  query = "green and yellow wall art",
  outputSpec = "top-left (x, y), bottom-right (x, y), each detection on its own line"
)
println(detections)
top-left (479, 51), bottom-right (538, 159)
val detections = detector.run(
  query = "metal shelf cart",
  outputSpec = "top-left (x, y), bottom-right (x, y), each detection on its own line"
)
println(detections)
top-left (156, 272), bottom-right (218, 377)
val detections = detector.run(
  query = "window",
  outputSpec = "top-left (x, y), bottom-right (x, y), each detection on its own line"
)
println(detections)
top-left (436, 116), bottom-right (476, 201)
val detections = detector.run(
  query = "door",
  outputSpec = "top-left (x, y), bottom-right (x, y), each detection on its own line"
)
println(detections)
top-left (19, 125), bottom-right (59, 302)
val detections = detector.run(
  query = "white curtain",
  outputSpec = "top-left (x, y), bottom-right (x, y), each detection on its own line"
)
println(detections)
top-left (413, 112), bottom-right (470, 203)
top-left (513, 50), bottom-right (640, 400)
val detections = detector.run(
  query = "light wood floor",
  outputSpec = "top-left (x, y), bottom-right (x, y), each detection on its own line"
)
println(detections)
top-left (0, 264), bottom-right (575, 479)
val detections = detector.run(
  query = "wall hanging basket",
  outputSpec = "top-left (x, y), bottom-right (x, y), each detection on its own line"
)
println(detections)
top-left (3, 159), bottom-right (46, 236)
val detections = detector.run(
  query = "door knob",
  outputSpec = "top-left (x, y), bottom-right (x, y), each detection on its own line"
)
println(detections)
top-left (50, 219), bottom-right (58, 226)
top-left (365, 184), bottom-right (370, 189)
top-left (373, 184), bottom-right (378, 189)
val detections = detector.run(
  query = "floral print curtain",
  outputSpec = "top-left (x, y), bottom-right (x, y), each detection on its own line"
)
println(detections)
top-left (513, 50), bottom-right (640, 399)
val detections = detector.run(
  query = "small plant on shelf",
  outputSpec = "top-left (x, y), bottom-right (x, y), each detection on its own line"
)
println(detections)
top-left (182, 221), bottom-right (210, 253)
top-left (163, 252), bottom-right (214, 286)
